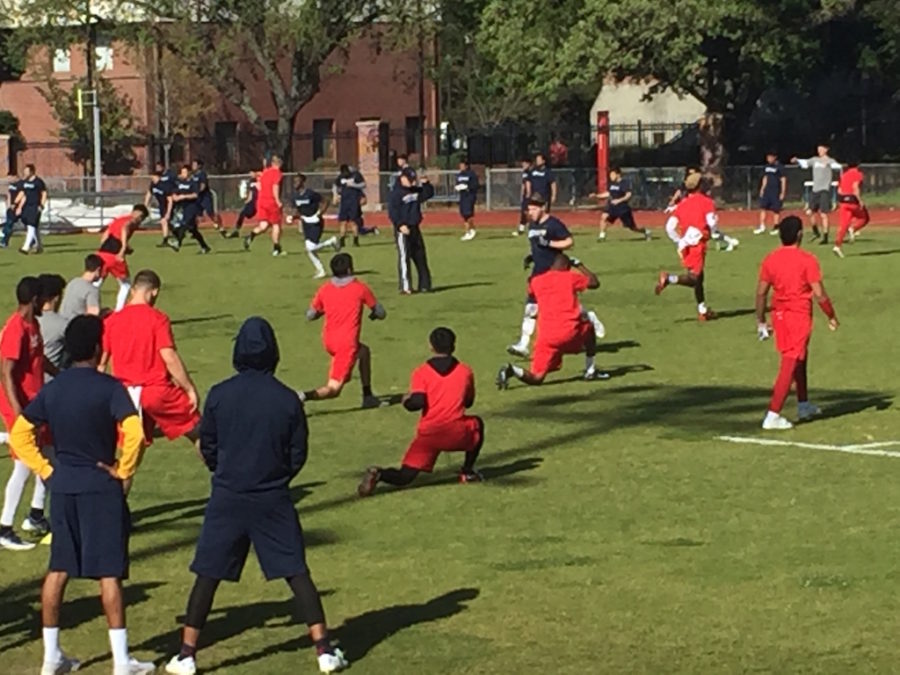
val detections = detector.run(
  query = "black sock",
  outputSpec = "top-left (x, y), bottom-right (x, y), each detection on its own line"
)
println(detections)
top-left (28, 507), bottom-right (43, 521)
top-left (274, 243), bottom-right (282, 253)
top-left (0, 525), bottom-right (12, 536)
top-left (362, 385), bottom-right (372, 397)
top-left (315, 638), bottom-right (332, 655)
top-left (249, 232), bottom-right (257, 241)
top-left (179, 643), bottom-right (196, 659)
top-left (379, 466), bottom-right (419, 486)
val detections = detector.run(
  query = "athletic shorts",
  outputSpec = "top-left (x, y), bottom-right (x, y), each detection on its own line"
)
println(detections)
top-left (759, 194), bottom-right (783, 213)
top-left (190, 489), bottom-right (307, 581)
top-left (809, 190), bottom-right (832, 213)
top-left (680, 242), bottom-right (707, 276)
top-left (772, 310), bottom-right (812, 360)
top-left (97, 251), bottom-right (129, 281)
top-left (402, 416), bottom-right (484, 472)
top-left (20, 206), bottom-right (41, 227)
top-left (606, 209), bottom-right (636, 230)
top-left (302, 221), bottom-right (323, 244)
top-left (239, 203), bottom-right (257, 220)
top-left (839, 202), bottom-right (869, 226)
top-left (459, 199), bottom-right (476, 220)
top-left (256, 203), bottom-right (282, 225)
top-left (327, 345), bottom-right (358, 383)
top-left (198, 193), bottom-right (215, 217)
top-left (139, 384), bottom-right (200, 442)
top-left (338, 202), bottom-right (362, 224)
top-left (49, 490), bottom-right (130, 579)
top-left (531, 322), bottom-right (592, 378)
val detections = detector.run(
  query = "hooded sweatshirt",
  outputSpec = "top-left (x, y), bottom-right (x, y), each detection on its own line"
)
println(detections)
top-left (199, 316), bottom-right (308, 494)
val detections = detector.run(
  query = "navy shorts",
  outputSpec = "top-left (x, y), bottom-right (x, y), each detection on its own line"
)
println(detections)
top-left (338, 202), bottom-right (362, 224)
top-left (759, 194), bottom-right (783, 213)
top-left (198, 193), bottom-right (215, 217)
top-left (20, 206), bottom-right (41, 227)
top-left (606, 209), bottom-right (637, 230)
top-left (302, 221), bottom-right (323, 244)
top-left (809, 190), bottom-right (831, 213)
top-left (459, 199), bottom-right (475, 220)
top-left (50, 490), bottom-right (130, 579)
top-left (174, 205), bottom-right (199, 229)
top-left (239, 203), bottom-right (257, 220)
top-left (190, 490), bottom-right (308, 582)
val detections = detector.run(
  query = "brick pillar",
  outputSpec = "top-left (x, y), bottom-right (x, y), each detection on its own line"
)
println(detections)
top-left (0, 135), bottom-right (10, 175)
top-left (355, 120), bottom-right (381, 210)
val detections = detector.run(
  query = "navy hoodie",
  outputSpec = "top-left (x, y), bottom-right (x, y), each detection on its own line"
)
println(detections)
top-left (390, 182), bottom-right (435, 230)
top-left (199, 317), bottom-right (308, 495)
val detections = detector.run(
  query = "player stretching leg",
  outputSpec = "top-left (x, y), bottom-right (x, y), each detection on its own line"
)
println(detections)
top-left (190, 159), bottom-right (225, 236)
top-left (499, 254), bottom-right (607, 387)
top-left (655, 172), bottom-right (719, 321)
top-left (833, 161), bottom-right (869, 259)
top-left (301, 254), bottom-right (386, 409)
top-left (97, 205), bottom-right (149, 310)
top-left (358, 327), bottom-right (484, 496)
top-left (244, 155), bottom-right (286, 256)
top-left (228, 171), bottom-right (259, 238)
top-left (753, 151), bottom-right (786, 235)
top-left (756, 216), bottom-right (838, 429)
top-left (592, 166), bottom-right (650, 241)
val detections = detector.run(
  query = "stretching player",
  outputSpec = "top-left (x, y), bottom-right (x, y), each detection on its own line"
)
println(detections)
top-left (455, 159), bottom-right (478, 241)
top-left (655, 171), bottom-right (721, 320)
top-left (592, 166), bottom-right (651, 241)
top-left (358, 327), bottom-right (484, 496)
top-left (97, 204), bottom-right (150, 311)
top-left (290, 174), bottom-right (339, 279)
top-left (228, 171), bottom-right (259, 238)
top-left (301, 253), bottom-right (386, 409)
top-left (753, 151), bottom-right (786, 235)
top-left (791, 144), bottom-right (840, 243)
top-left (390, 169), bottom-right (434, 294)
top-left (756, 216), bottom-right (838, 429)
top-left (165, 165), bottom-right (211, 254)
top-left (513, 158), bottom-right (533, 236)
top-left (498, 254), bottom-right (607, 387)
top-left (833, 160), bottom-right (869, 259)
top-left (334, 164), bottom-right (374, 247)
top-left (244, 155), bottom-right (285, 256)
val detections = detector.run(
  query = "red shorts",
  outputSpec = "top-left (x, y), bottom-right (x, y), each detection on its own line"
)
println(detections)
top-left (256, 203), bottom-right (282, 225)
top-left (140, 384), bottom-right (201, 442)
top-left (531, 322), bottom-right (592, 378)
top-left (327, 346), bottom-right (359, 383)
top-left (680, 242), bottom-right (707, 276)
top-left (839, 203), bottom-right (869, 227)
top-left (97, 251), bottom-right (130, 281)
top-left (772, 310), bottom-right (812, 360)
top-left (402, 416), bottom-right (484, 472)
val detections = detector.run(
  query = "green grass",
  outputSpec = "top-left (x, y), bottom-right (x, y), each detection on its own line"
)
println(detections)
top-left (1, 225), bottom-right (899, 674)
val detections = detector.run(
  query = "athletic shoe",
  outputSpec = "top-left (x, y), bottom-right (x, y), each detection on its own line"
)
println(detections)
top-left (332, 238), bottom-right (342, 252)
top-left (654, 271), bottom-right (669, 295)
top-left (724, 236), bottom-right (739, 252)
top-left (590, 316), bottom-right (606, 340)
top-left (0, 240), bottom-right (7, 249)
top-left (762, 412), bottom-right (794, 430)
top-left (399, 290), bottom-right (412, 296)
top-left (165, 655), bottom-right (196, 675)
top-left (156, 239), bottom-right (169, 248)
top-left (643, 229), bottom-right (652, 241)
top-left (832, 246), bottom-right (844, 259)
top-left (820, 234), bottom-right (829, 245)
top-left (768, 228), bottom-right (779, 236)
top-left (313, 270), bottom-right (327, 280)
top-left (113, 657), bottom-right (155, 675)
top-left (597, 233), bottom-right (606, 242)
top-left (461, 230), bottom-right (476, 241)
top-left (242, 236), bottom-right (252, 251)
top-left (752, 225), bottom-right (766, 235)
top-left (358, 467), bottom-right (380, 497)
top-left (584, 368), bottom-right (610, 381)
top-left (506, 344), bottom-right (529, 358)
top-left (197, 248), bottom-right (211, 255)
top-left (848, 227), bottom-right (856, 243)
top-left (458, 469), bottom-right (484, 483)
top-left (166, 238), bottom-right (181, 252)
top-left (496, 364), bottom-right (513, 390)
top-left (41, 653), bottom-right (81, 675)
top-left (812, 225), bottom-right (821, 239)
top-left (318, 648), bottom-right (349, 673)
top-left (0, 530), bottom-right (36, 551)
top-left (797, 402), bottom-right (822, 421)
top-left (217, 228), bottom-right (229, 239)
top-left (352, 235), bottom-right (359, 247)
top-left (227, 230), bottom-right (241, 239)
top-left (22, 515), bottom-right (50, 536)
top-left (698, 309), bottom-right (718, 322)
top-left (361, 395), bottom-right (385, 409)
top-left (18, 248), bottom-right (28, 255)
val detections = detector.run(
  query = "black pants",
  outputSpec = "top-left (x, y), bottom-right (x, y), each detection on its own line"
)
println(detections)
top-left (175, 208), bottom-right (209, 250)
top-left (396, 227), bottom-right (432, 292)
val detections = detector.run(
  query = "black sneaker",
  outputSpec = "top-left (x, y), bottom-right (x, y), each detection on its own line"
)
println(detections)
top-left (227, 230), bottom-right (241, 239)
top-left (198, 247), bottom-right (211, 255)
top-left (243, 235), bottom-right (253, 251)
top-left (458, 469), bottom-right (484, 484)
top-left (357, 467), bottom-right (380, 497)
top-left (496, 364), bottom-right (512, 390)
top-left (353, 236), bottom-right (360, 247)
top-left (0, 530), bottom-right (36, 551)
top-left (22, 515), bottom-right (50, 536)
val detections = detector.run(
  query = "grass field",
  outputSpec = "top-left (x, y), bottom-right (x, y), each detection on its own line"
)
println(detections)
top-left (1, 223), bottom-right (899, 674)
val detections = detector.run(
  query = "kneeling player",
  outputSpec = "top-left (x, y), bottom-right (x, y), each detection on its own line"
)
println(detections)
top-left (358, 327), bottom-right (483, 496)
top-left (97, 204), bottom-right (149, 311)
top-left (498, 254), bottom-right (607, 387)
top-left (301, 253), bottom-right (386, 409)
top-left (290, 174), bottom-right (340, 279)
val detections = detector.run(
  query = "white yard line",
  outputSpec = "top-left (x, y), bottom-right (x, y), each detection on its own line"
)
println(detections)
top-left (716, 435), bottom-right (900, 459)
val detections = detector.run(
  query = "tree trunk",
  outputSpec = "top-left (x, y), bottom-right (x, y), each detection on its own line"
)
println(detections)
top-left (698, 112), bottom-right (727, 196)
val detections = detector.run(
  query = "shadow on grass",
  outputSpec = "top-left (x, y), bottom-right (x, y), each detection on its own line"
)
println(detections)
top-left (675, 308), bottom-right (756, 323)
top-left (527, 363), bottom-right (654, 388)
top-left (170, 313), bottom-right (233, 326)
top-left (307, 394), bottom-right (404, 418)
top-left (597, 339), bottom-right (641, 354)
top-left (858, 248), bottom-right (900, 257)
top-left (429, 281), bottom-right (494, 293)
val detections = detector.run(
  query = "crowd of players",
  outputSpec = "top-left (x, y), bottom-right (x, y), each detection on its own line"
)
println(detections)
top-left (0, 143), bottom-right (865, 674)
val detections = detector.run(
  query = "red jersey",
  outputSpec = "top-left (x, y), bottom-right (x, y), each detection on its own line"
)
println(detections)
top-left (838, 167), bottom-right (863, 196)
top-left (106, 215), bottom-right (132, 242)
top-left (103, 303), bottom-right (175, 387)
top-left (673, 192), bottom-right (714, 240)
top-left (0, 311), bottom-right (44, 406)
top-left (310, 278), bottom-right (377, 350)
top-left (258, 166), bottom-right (283, 206)
top-left (759, 246), bottom-right (823, 315)
top-left (528, 270), bottom-right (590, 344)
top-left (409, 357), bottom-right (475, 432)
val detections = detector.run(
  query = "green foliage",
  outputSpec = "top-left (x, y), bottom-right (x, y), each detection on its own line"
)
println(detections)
top-left (0, 109), bottom-right (20, 137)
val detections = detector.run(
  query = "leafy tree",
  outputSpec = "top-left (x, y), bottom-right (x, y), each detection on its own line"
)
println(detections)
top-left (0, 110), bottom-right (20, 137)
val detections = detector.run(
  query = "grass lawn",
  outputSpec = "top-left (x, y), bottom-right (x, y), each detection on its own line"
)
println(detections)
top-left (1, 223), bottom-right (899, 674)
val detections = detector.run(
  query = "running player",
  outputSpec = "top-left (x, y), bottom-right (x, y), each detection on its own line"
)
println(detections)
top-left (514, 158), bottom-right (533, 236)
top-left (527, 153), bottom-right (556, 212)
top-left (791, 144), bottom-right (840, 243)
top-left (358, 327), bottom-right (484, 496)
top-left (498, 254), bottom-right (607, 388)
top-left (455, 160), bottom-right (479, 241)
top-left (290, 174), bottom-right (340, 279)
top-left (97, 205), bottom-right (150, 311)
top-left (2, 171), bottom-right (21, 248)
top-left (300, 253), bottom-right (386, 409)
top-left (165, 165), bottom-right (211, 254)
top-left (756, 216), bottom-right (838, 429)
top-left (13, 164), bottom-right (47, 254)
top-left (145, 171), bottom-right (174, 246)
top-left (244, 155), bottom-right (285, 256)
top-left (832, 160), bottom-right (869, 259)
top-left (593, 166), bottom-right (651, 241)
top-left (753, 151), bottom-right (786, 235)
top-left (228, 171), bottom-right (259, 238)
top-left (191, 159), bottom-right (225, 236)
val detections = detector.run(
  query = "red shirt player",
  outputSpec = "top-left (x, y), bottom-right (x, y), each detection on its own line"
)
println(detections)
top-left (0, 277), bottom-right (55, 550)
top-left (302, 252), bottom-right (386, 408)
top-left (97, 204), bottom-right (149, 311)
top-left (656, 172), bottom-right (720, 320)
top-left (101, 269), bottom-right (201, 445)
top-left (244, 155), bottom-right (285, 256)
top-left (756, 216), bottom-right (838, 430)
top-left (357, 326), bottom-right (484, 496)
top-left (833, 161), bottom-right (869, 257)
top-left (498, 254), bottom-right (606, 388)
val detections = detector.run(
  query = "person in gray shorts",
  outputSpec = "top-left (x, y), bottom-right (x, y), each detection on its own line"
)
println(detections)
top-left (791, 145), bottom-right (841, 245)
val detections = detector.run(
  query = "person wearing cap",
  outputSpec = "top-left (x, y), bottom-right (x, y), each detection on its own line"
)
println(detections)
top-left (389, 168), bottom-right (434, 294)
top-left (164, 317), bottom-right (348, 675)
top-left (754, 151), bottom-right (787, 235)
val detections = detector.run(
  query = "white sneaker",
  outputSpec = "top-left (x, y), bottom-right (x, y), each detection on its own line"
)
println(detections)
top-left (584, 368), bottom-right (610, 381)
top-left (165, 655), bottom-right (196, 675)
top-left (318, 648), bottom-right (349, 673)
top-left (762, 412), bottom-right (794, 430)
top-left (590, 317), bottom-right (606, 339)
top-left (597, 232), bottom-right (606, 242)
top-left (461, 230), bottom-right (476, 241)
top-left (832, 246), bottom-right (844, 259)
top-left (41, 653), bottom-right (81, 675)
top-left (506, 344), bottom-right (529, 358)
top-left (752, 225), bottom-right (766, 235)
top-left (797, 402), bottom-right (821, 421)
top-left (113, 657), bottom-right (156, 675)
top-left (725, 236), bottom-right (739, 252)
top-left (769, 228), bottom-right (780, 236)
top-left (313, 270), bottom-right (327, 279)
top-left (0, 531), bottom-right (36, 551)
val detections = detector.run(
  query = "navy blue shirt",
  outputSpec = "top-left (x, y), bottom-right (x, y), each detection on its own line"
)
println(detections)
top-left (455, 169), bottom-right (478, 202)
top-left (174, 178), bottom-right (197, 208)
top-left (762, 163), bottom-right (784, 195)
top-left (6, 179), bottom-right (20, 212)
top-left (528, 215), bottom-right (571, 275)
top-left (20, 177), bottom-right (46, 208)
top-left (160, 168), bottom-right (176, 185)
top-left (193, 169), bottom-right (210, 195)
top-left (527, 167), bottom-right (555, 201)
top-left (337, 171), bottom-right (365, 205)
top-left (248, 183), bottom-right (259, 204)
top-left (23, 368), bottom-right (137, 494)
top-left (608, 178), bottom-right (632, 214)
top-left (394, 183), bottom-right (435, 229)
top-left (150, 180), bottom-right (172, 210)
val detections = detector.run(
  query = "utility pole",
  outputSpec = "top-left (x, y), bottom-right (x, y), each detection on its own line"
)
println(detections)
top-left (84, 0), bottom-right (101, 190)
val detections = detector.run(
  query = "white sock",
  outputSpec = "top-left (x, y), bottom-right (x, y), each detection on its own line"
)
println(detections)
top-left (598, 231), bottom-right (606, 239)
top-left (31, 474), bottom-right (47, 510)
top-left (307, 251), bottom-right (325, 275)
top-left (297, 390), bottom-right (307, 403)
top-left (43, 626), bottom-right (62, 664)
top-left (698, 302), bottom-right (708, 315)
top-left (319, 237), bottom-right (336, 250)
top-left (1, 460), bottom-right (30, 527)
top-left (109, 628), bottom-right (129, 665)
top-left (585, 355), bottom-right (595, 371)
top-left (22, 225), bottom-right (37, 251)
top-left (115, 281), bottom-right (132, 312)
top-left (667, 274), bottom-right (679, 284)
top-left (511, 365), bottom-right (525, 379)
top-left (0, 431), bottom-right (8, 444)
top-left (519, 316), bottom-right (536, 348)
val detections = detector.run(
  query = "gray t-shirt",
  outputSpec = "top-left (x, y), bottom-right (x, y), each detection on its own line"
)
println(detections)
top-left (61, 277), bottom-right (100, 320)
top-left (799, 156), bottom-right (840, 192)
top-left (38, 310), bottom-right (69, 378)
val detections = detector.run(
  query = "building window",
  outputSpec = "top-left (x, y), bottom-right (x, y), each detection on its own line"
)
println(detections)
top-left (405, 116), bottom-right (422, 156)
top-left (312, 118), bottom-right (334, 161)
top-left (214, 121), bottom-right (238, 169)
top-left (652, 132), bottom-right (666, 147)
top-left (52, 49), bottom-right (71, 73)
top-left (95, 37), bottom-right (113, 72)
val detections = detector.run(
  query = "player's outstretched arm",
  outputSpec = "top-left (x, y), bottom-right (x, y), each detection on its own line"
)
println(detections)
top-left (811, 281), bottom-right (839, 330)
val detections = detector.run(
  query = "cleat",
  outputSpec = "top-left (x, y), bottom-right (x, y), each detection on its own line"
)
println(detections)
top-left (496, 364), bottom-right (512, 390)
top-left (352, 236), bottom-right (359, 247)
top-left (832, 246), bottom-right (844, 259)
top-left (41, 653), bottom-right (81, 675)
top-left (762, 413), bottom-right (794, 430)
top-left (22, 515), bottom-right (50, 536)
top-left (113, 657), bottom-right (156, 675)
top-left (242, 236), bottom-right (252, 251)
top-left (461, 230), bottom-right (477, 241)
top-left (361, 395), bottom-right (386, 409)
top-left (506, 344), bottom-right (529, 358)
top-left (752, 225), bottom-right (766, 235)
top-left (399, 289), bottom-right (413, 296)
top-left (332, 238), bottom-right (342, 252)
top-left (318, 648), bottom-right (349, 673)
top-left (584, 368), bottom-right (611, 381)
top-left (217, 228), bottom-right (229, 239)
top-left (797, 402), bottom-right (822, 421)
top-left (848, 227), bottom-right (856, 243)
top-left (724, 236), bottom-right (739, 252)
top-left (597, 233), bottom-right (606, 242)
top-left (227, 230), bottom-right (241, 239)
top-left (698, 309), bottom-right (718, 322)
top-left (811, 226), bottom-right (821, 239)
top-left (357, 467), bottom-right (380, 497)
top-left (197, 248), bottom-right (211, 255)
top-left (18, 248), bottom-right (29, 255)
top-left (458, 469), bottom-right (484, 483)
top-left (654, 271), bottom-right (669, 295)
top-left (165, 655), bottom-right (196, 675)
top-left (643, 229), bottom-right (652, 241)
top-left (769, 228), bottom-right (779, 236)
top-left (590, 317), bottom-right (606, 340)
top-left (313, 270), bottom-right (327, 279)
top-left (0, 530), bottom-right (36, 551)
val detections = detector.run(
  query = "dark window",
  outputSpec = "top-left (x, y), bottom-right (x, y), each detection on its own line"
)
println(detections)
top-left (312, 118), bottom-right (334, 161)
top-left (405, 116), bottom-right (422, 156)
top-left (214, 122), bottom-right (238, 169)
